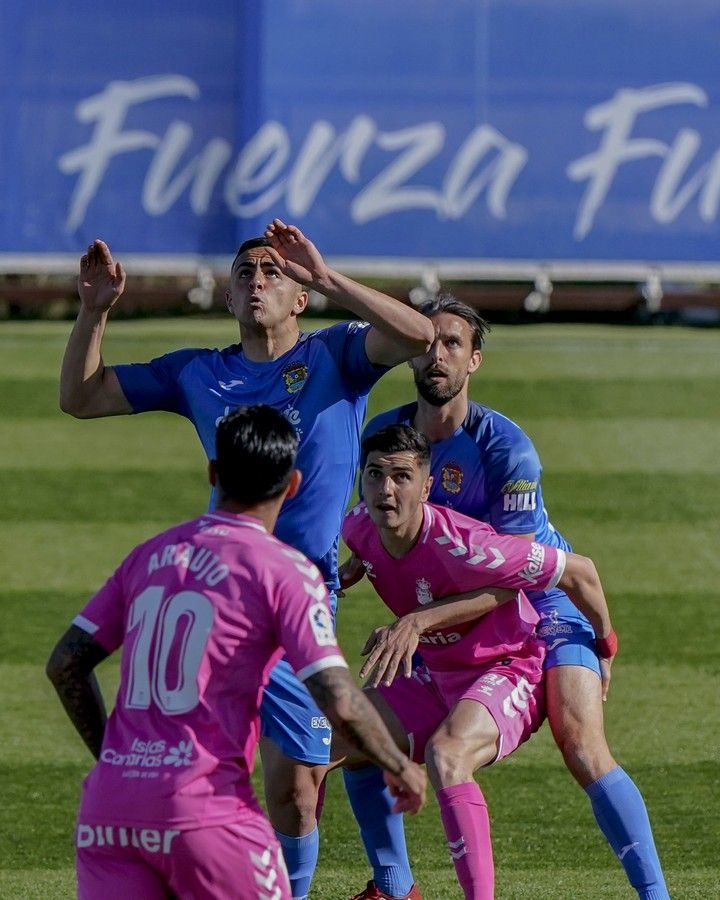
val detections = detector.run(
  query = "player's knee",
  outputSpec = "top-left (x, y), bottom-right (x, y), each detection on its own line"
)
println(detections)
top-left (265, 770), bottom-right (320, 828)
top-left (424, 734), bottom-right (475, 787)
top-left (554, 728), bottom-right (615, 785)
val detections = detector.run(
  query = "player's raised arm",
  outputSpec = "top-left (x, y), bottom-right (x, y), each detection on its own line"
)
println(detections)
top-left (302, 666), bottom-right (426, 814)
top-left (59, 239), bottom-right (133, 418)
top-left (265, 219), bottom-right (434, 365)
top-left (46, 624), bottom-right (110, 759)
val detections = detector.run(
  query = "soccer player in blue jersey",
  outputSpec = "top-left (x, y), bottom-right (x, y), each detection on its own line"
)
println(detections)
top-left (59, 221), bottom-right (434, 900)
top-left (342, 295), bottom-right (669, 900)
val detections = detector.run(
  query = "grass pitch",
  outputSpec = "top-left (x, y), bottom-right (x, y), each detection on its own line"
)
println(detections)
top-left (1, 319), bottom-right (719, 898)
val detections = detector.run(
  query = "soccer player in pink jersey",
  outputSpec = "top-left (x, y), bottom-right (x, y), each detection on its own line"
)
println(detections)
top-left (337, 424), bottom-right (616, 900)
top-left (47, 406), bottom-right (426, 900)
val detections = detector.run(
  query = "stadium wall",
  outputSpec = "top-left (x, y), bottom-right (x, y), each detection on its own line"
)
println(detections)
top-left (1, 0), bottom-right (719, 289)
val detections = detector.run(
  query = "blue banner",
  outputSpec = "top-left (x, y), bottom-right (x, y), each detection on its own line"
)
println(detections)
top-left (2, 0), bottom-right (719, 265)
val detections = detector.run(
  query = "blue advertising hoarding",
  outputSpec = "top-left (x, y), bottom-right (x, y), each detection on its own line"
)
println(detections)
top-left (1, 0), bottom-right (719, 272)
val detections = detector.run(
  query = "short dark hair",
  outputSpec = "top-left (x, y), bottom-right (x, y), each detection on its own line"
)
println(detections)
top-left (362, 425), bottom-right (431, 469)
top-left (231, 236), bottom-right (272, 273)
top-left (419, 293), bottom-right (490, 350)
top-left (214, 405), bottom-right (299, 504)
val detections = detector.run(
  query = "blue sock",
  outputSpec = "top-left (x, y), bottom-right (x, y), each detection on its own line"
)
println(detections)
top-left (343, 765), bottom-right (414, 897)
top-left (275, 827), bottom-right (318, 900)
top-left (585, 767), bottom-right (669, 900)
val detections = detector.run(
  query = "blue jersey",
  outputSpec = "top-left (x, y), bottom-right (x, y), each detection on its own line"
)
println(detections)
top-left (116, 321), bottom-right (388, 589)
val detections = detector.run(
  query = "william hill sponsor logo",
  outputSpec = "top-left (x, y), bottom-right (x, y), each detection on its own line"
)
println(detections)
top-left (502, 480), bottom-right (538, 512)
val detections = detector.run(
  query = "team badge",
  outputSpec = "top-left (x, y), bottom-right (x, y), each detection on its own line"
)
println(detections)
top-left (415, 577), bottom-right (434, 605)
top-left (282, 362), bottom-right (308, 394)
top-left (441, 463), bottom-right (463, 494)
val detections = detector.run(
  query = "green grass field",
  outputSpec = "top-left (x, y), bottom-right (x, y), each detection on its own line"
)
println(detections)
top-left (1, 319), bottom-right (719, 899)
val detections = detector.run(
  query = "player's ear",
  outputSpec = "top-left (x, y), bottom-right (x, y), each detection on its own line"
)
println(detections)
top-left (468, 349), bottom-right (482, 374)
top-left (208, 459), bottom-right (218, 487)
top-left (286, 469), bottom-right (303, 498)
top-left (225, 290), bottom-right (234, 314)
top-left (421, 473), bottom-right (433, 502)
top-left (292, 290), bottom-right (309, 317)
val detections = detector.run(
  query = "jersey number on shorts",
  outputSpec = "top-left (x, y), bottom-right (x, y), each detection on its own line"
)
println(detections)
top-left (125, 586), bottom-right (213, 715)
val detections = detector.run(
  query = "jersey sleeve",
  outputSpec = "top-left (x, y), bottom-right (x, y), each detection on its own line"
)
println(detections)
top-left (72, 562), bottom-right (129, 653)
top-left (456, 524), bottom-right (566, 594)
top-left (113, 347), bottom-right (208, 414)
top-left (272, 548), bottom-right (348, 682)
top-left (484, 428), bottom-right (543, 535)
top-left (318, 321), bottom-right (390, 396)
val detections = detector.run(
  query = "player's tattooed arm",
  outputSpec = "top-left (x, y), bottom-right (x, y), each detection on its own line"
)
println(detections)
top-left (304, 666), bottom-right (426, 813)
top-left (46, 625), bottom-right (110, 759)
top-left (305, 667), bottom-right (408, 773)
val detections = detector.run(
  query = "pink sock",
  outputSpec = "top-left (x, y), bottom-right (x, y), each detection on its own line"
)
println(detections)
top-left (436, 782), bottom-right (494, 900)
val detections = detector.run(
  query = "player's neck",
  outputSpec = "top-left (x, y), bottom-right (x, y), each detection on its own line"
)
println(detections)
top-left (379, 508), bottom-right (425, 558)
top-left (414, 391), bottom-right (469, 442)
top-left (239, 320), bottom-right (300, 362)
top-left (215, 499), bottom-right (281, 533)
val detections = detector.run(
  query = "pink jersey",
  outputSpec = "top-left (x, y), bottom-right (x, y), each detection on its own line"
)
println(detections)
top-left (73, 511), bottom-right (346, 830)
top-left (342, 502), bottom-right (566, 671)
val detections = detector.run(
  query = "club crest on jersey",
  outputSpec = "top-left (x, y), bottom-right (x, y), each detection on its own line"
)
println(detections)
top-left (282, 362), bottom-right (308, 394)
top-left (441, 463), bottom-right (463, 494)
top-left (415, 577), bottom-right (434, 605)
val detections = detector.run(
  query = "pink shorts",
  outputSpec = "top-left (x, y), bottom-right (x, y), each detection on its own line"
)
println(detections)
top-left (378, 643), bottom-right (546, 765)
top-left (75, 814), bottom-right (290, 899)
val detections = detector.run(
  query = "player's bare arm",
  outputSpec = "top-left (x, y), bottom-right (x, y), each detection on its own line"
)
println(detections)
top-left (337, 552), bottom-right (366, 594)
top-left (265, 218), bottom-right (434, 366)
top-left (558, 552), bottom-right (617, 699)
top-left (46, 625), bottom-right (110, 759)
top-left (359, 588), bottom-right (517, 687)
top-left (60, 239), bottom-right (132, 418)
top-left (303, 665), bottom-right (426, 814)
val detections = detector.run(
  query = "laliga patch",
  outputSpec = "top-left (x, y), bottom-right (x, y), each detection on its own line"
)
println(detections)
top-left (309, 601), bottom-right (336, 646)
top-left (282, 362), bottom-right (308, 394)
top-left (441, 462), bottom-right (463, 494)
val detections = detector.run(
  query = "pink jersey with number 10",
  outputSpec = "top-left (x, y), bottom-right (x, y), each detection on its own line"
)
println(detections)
top-left (342, 502), bottom-right (566, 672)
top-left (72, 511), bottom-right (346, 830)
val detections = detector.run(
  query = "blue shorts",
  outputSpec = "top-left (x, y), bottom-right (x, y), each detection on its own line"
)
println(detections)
top-left (259, 591), bottom-right (336, 765)
top-left (531, 587), bottom-right (601, 678)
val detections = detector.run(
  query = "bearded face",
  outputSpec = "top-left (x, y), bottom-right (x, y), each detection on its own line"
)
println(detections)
top-left (410, 313), bottom-right (481, 407)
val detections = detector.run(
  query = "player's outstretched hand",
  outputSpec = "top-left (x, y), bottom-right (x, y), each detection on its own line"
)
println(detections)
top-left (264, 219), bottom-right (330, 288)
top-left (337, 554), bottom-right (366, 597)
top-left (384, 762), bottom-right (426, 815)
top-left (360, 616), bottom-right (421, 688)
top-left (78, 240), bottom-right (126, 312)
